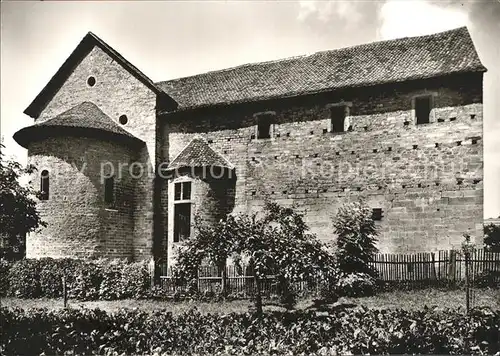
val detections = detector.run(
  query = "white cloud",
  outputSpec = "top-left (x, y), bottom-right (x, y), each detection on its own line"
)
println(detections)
top-left (298, 1), bottom-right (362, 26)
top-left (379, 0), bottom-right (469, 40)
top-left (297, 1), bottom-right (317, 22)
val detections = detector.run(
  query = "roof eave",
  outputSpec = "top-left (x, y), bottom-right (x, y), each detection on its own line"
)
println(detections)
top-left (161, 165), bottom-right (235, 179)
top-left (13, 124), bottom-right (144, 149)
top-left (158, 67), bottom-right (487, 116)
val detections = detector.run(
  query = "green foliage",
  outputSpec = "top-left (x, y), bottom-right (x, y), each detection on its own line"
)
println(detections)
top-left (0, 259), bottom-right (13, 297)
top-left (0, 144), bottom-right (46, 260)
top-left (120, 261), bottom-right (151, 299)
top-left (97, 259), bottom-right (122, 300)
top-left (173, 201), bottom-right (338, 311)
top-left (1, 306), bottom-right (499, 355)
top-left (6, 258), bottom-right (150, 300)
top-left (8, 258), bottom-right (43, 297)
top-left (484, 223), bottom-right (500, 252)
top-left (333, 201), bottom-right (379, 278)
top-left (475, 270), bottom-right (500, 288)
top-left (172, 214), bottom-right (237, 284)
top-left (69, 261), bottom-right (102, 301)
top-left (336, 272), bottom-right (377, 297)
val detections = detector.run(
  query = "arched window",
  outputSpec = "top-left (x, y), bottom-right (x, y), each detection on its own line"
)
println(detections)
top-left (40, 170), bottom-right (49, 200)
top-left (104, 176), bottom-right (115, 205)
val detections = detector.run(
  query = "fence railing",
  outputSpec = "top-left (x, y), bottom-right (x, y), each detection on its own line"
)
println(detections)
top-left (159, 264), bottom-right (325, 298)
top-left (370, 248), bottom-right (500, 286)
top-left (158, 248), bottom-right (500, 297)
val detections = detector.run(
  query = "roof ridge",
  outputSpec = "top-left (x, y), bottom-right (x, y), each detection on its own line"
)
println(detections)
top-left (156, 26), bottom-right (470, 85)
top-left (168, 136), bottom-right (234, 170)
top-left (24, 32), bottom-right (178, 119)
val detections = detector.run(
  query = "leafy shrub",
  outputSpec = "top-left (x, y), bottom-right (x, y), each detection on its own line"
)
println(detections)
top-left (336, 272), bottom-right (377, 297)
top-left (332, 201), bottom-right (379, 278)
top-left (39, 258), bottom-right (82, 298)
top-left (276, 277), bottom-right (297, 309)
top-left (97, 259), bottom-right (122, 300)
top-left (8, 258), bottom-right (42, 297)
top-left (475, 270), bottom-right (500, 288)
top-left (318, 278), bottom-right (339, 304)
top-left (148, 285), bottom-right (168, 300)
top-left (68, 261), bottom-right (102, 301)
top-left (0, 259), bottom-right (12, 297)
top-left (484, 223), bottom-right (500, 252)
top-left (1, 306), bottom-right (499, 355)
top-left (119, 261), bottom-right (151, 299)
top-left (7, 258), bottom-right (151, 300)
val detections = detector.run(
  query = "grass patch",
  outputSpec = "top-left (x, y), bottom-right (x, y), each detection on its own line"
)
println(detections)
top-left (2, 288), bottom-right (498, 314)
top-left (343, 288), bottom-right (500, 310)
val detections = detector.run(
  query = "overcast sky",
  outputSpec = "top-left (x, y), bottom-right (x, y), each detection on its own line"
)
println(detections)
top-left (1, 0), bottom-right (499, 218)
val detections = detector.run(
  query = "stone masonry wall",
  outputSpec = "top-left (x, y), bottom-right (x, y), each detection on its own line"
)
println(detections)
top-left (160, 73), bottom-right (484, 255)
top-left (35, 45), bottom-right (158, 260)
top-left (27, 137), bottom-right (137, 259)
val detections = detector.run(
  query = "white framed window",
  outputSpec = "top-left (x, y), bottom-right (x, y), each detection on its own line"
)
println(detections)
top-left (172, 180), bottom-right (192, 243)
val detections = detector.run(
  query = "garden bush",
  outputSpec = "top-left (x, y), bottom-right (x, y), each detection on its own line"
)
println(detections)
top-left (0, 258), bottom-right (12, 297)
top-left (67, 260), bottom-right (102, 301)
top-left (332, 201), bottom-right (379, 278)
top-left (475, 270), bottom-right (500, 288)
top-left (6, 258), bottom-right (151, 300)
top-left (7, 258), bottom-right (43, 298)
top-left (97, 259), bottom-right (122, 300)
top-left (336, 272), bottom-right (377, 297)
top-left (119, 260), bottom-right (151, 299)
top-left (1, 306), bottom-right (498, 355)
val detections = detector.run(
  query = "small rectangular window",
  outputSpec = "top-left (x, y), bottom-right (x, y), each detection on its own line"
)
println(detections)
top-left (182, 182), bottom-right (191, 200)
top-left (174, 182), bottom-right (182, 200)
top-left (372, 208), bottom-right (383, 221)
top-left (174, 181), bottom-right (191, 201)
top-left (174, 203), bottom-right (191, 242)
top-left (104, 177), bottom-right (114, 204)
top-left (257, 114), bottom-right (273, 139)
top-left (415, 96), bottom-right (431, 124)
top-left (330, 106), bottom-right (346, 133)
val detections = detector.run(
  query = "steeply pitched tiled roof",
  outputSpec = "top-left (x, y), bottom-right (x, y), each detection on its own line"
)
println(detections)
top-left (14, 101), bottom-right (143, 148)
top-left (166, 137), bottom-right (234, 171)
top-left (157, 27), bottom-right (486, 110)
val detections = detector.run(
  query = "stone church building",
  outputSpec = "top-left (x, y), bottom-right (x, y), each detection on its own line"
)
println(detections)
top-left (14, 27), bottom-right (486, 269)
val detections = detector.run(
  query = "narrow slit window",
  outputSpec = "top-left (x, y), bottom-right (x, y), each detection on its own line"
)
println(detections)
top-left (40, 170), bottom-right (49, 200)
top-left (174, 203), bottom-right (191, 242)
top-left (415, 96), bottom-right (432, 124)
top-left (104, 176), bottom-right (114, 205)
top-left (330, 106), bottom-right (346, 133)
top-left (257, 114), bottom-right (273, 139)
